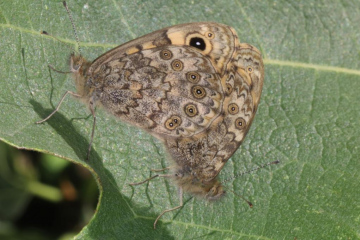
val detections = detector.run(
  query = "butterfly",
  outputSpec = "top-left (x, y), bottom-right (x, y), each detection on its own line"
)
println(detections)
top-left (37, 1), bottom-right (264, 229)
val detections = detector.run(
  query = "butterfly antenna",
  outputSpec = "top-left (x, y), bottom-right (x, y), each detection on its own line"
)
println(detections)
top-left (223, 160), bottom-right (279, 207)
top-left (39, 31), bottom-right (73, 73)
top-left (40, 31), bottom-right (74, 53)
top-left (228, 189), bottom-right (253, 208)
top-left (63, 1), bottom-right (81, 55)
top-left (223, 160), bottom-right (280, 184)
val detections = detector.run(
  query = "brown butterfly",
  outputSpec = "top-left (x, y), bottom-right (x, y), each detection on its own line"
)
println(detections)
top-left (37, 1), bottom-right (266, 229)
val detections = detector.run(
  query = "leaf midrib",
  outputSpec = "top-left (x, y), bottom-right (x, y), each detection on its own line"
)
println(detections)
top-left (2, 23), bottom-right (360, 76)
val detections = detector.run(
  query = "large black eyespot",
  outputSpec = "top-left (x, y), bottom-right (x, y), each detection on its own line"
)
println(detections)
top-left (189, 37), bottom-right (206, 50)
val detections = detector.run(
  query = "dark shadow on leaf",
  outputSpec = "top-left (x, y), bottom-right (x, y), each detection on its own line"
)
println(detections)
top-left (30, 99), bottom-right (91, 161)
top-left (30, 100), bottom-right (175, 239)
top-left (85, 168), bottom-right (175, 240)
top-left (128, 171), bottom-right (155, 211)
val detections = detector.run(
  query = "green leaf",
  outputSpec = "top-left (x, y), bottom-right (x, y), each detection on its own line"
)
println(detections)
top-left (1, 0), bottom-right (360, 239)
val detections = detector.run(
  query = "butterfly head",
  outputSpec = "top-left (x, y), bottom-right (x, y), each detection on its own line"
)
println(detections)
top-left (203, 179), bottom-right (226, 201)
top-left (173, 167), bottom-right (226, 200)
top-left (70, 54), bottom-right (93, 99)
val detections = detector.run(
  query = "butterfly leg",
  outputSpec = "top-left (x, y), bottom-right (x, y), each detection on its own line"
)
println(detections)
top-left (150, 167), bottom-right (171, 172)
top-left (129, 175), bottom-right (160, 186)
top-left (154, 187), bottom-right (183, 229)
top-left (129, 171), bottom-right (174, 186)
top-left (86, 97), bottom-right (97, 161)
top-left (47, 63), bottom-right (72, 74)
top-left (36, 90), bottom-right (81, 124)
top-left (129, 167), bottom-right (171, 185)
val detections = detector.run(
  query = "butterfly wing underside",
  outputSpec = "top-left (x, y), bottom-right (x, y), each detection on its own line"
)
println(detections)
top-left (165, 41), bottom-right (264, 182)
top-left (79, 22), bottom-right (264, 186)
top-left (87, 22), bottom-right (238, 138)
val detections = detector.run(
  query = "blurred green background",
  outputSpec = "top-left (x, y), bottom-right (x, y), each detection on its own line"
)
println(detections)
top-left (0, 142), bottom-right (98, 239)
